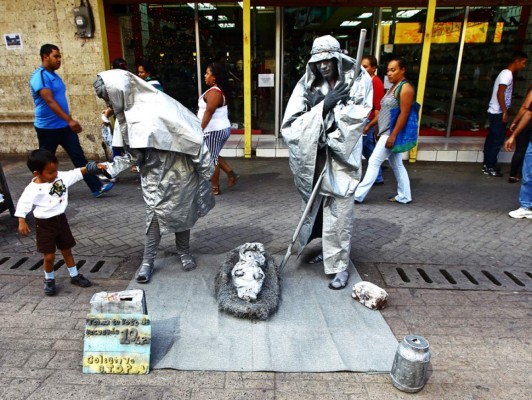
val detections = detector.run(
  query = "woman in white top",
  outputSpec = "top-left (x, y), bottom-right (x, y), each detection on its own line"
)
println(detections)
top-left (198, 62), bottom-right (237, 195)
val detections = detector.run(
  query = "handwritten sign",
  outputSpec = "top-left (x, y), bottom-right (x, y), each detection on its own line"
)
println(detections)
top-left (83, 313), bottom-right (151, 374)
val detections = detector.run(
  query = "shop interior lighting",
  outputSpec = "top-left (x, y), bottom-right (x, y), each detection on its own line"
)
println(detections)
top-left (381, 20), bottom-right (393, 25)
top-left (187, 3), bottom-right (216, 11)
top-left (396, 10), bottom-right (421, 18)
top-left (238, 2), bottom-right (265, 9)
top-left (205, 15), bottom-right (228, 21)
top-left (219, 23), bottom-right (235, 28)
top-left (358, 13), bottom-right (373, 18)
top-left (340, 20), bottom-right (362, 27)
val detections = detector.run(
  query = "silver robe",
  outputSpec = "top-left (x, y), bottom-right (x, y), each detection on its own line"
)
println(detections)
top-left (96, 70), bottom-right (214, 235)
top-left (281, 43), bottom-right (372, 274)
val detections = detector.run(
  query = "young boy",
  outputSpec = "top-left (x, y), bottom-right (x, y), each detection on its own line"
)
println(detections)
top-left (15, 149), bottom-right (108, 296)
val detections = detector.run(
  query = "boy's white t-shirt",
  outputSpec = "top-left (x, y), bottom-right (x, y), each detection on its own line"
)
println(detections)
top-left (487, 69), bottom-right (513, 114)
top-left (15, 169), bottom-right (83, 219)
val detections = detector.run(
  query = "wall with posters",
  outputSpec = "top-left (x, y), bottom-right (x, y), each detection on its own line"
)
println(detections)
top-left (0, 0), bottom-right (108, 157)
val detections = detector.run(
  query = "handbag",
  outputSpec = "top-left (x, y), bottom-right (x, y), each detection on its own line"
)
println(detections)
top-left (389, 81), bottom-right (420, 153)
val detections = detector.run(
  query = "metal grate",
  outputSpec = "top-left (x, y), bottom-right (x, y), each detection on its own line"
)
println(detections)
top-left (0, 253), bottom-right (122, 278)
top-left (377, 263), bottom-right (532, 292)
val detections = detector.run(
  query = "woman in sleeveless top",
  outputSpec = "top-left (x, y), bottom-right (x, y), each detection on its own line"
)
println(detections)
top-left (198, 62), bottom-right (237, 195)
top-left (354, 56), bottom-right (414, 204)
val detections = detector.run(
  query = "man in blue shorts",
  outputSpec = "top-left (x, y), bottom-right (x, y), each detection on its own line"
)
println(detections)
top-left (30, 44), bottom-right (113, 198)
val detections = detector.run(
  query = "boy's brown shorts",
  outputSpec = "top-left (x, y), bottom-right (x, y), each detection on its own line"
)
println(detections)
top-left (35, 213), bottom-right (76, 254)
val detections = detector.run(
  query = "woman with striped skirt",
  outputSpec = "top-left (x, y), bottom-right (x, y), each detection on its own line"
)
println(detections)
top-left (198, 62), bottom-right (238, 195)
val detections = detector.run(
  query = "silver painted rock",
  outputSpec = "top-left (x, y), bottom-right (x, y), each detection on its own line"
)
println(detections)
top-left (351, 281), bottom-right (388, 310)
top-left (390, 335), bottom-right (431, 393)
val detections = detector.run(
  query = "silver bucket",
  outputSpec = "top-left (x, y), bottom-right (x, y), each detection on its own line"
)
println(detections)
top-left (390, 335), bottom-right (431, 393)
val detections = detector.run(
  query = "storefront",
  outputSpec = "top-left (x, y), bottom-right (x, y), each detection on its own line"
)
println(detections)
top-left (102, 1), bottom-right (531, 143)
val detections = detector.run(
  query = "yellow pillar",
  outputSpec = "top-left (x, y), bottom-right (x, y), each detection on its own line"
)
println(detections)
top-left (409, 0), bottom-right (436, 163)
top-left (96, 0), bottom-right (110, 70)
top-left (243, 0), bottom-right (252, 158)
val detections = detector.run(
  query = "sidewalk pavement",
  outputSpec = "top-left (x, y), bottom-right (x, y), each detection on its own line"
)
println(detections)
top-left (0, 155), bottom-right (530, 399)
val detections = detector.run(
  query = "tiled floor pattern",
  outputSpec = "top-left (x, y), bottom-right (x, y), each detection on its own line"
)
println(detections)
top-left (221, 135), bottom-right (514, 163)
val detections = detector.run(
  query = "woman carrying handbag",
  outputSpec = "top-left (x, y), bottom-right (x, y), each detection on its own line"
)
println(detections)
top-left (354, 56), bottom-right (415, 204)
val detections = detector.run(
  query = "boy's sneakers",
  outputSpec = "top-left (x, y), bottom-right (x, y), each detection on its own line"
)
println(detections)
top-left (71, 274), bottom-right (92, 287)
top-left (92, 182), bottom-right (114, 198)
top-left (509, 207), bottom-right (532, 219)
top-left (44, 278), bottom-right (56, 296)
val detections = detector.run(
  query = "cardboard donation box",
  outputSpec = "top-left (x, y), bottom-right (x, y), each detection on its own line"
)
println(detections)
top-left (83, 290), bottom-right (150, 374)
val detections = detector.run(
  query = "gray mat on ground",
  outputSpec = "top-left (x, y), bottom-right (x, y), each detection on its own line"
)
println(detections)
top-left (128, 253), bottom-right (398, 372)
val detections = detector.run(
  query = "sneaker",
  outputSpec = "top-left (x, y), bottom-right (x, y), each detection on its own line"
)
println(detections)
top-left (71, 274), bottom-right (92, 287)
top-left (92, 182), bottom-right (114, 198)
top-left (136, 263), bottom-right (153, 283)
top-left (481, 164), bottom-right (487, 173)
top-left (509, 207), bottom-right (532, 219)
top-left (484, 168), bottom-right (503, 177)
top-left (44, 278), bottom-right (56, 296)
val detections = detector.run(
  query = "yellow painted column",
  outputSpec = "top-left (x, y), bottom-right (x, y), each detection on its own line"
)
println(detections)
top-left (409, 0), bottom-right (436, 163)
top-left (243, 0), bottom-right (252, 158)
top-left (96, 0), bottom-right (110, 70)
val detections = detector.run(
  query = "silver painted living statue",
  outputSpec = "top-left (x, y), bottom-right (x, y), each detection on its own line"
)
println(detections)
top-left (281, 35), bottom-right (373, 290)
top-left (93, 70), bottom-right (214, 284)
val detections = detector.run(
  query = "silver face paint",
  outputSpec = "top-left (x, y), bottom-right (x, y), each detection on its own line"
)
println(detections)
top-left (231, 243), bottom-right (266, 302)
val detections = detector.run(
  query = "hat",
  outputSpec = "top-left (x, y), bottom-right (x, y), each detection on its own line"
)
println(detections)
top-left (309, 35), bottom-right (341, 63)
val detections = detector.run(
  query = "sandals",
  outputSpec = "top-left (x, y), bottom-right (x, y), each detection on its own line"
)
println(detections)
top-left (212, 186), bottom-right (220, 196)
top-left (328, 270), bottom-right (349, 290)
top-left (387, 196), bottom-right (411, 204)
top-left (136, 263), bottom-right (153, 283)
top-left (228, 171), bottom-right (238, 188)
top-left (180, 254), bottom-right (197, 272)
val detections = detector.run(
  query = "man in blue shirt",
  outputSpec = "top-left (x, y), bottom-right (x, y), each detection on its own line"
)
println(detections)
top-left (30, 44), bottom-right (113, 198)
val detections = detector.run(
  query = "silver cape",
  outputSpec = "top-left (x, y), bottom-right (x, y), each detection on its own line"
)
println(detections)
top-left (281, 35), bottom-right (373, 273)
top-left (95, 70), bottom-right (214, 235)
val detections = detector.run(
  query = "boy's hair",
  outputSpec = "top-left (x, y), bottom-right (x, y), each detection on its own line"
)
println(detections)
top-left (27, 149), bottom-right (58, 173)
top-left (511, 50), bottom-right (528, 63)
top-left (40, 44), bottom-right (59, 60)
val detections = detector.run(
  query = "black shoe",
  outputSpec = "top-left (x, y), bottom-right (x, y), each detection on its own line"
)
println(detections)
top-left (374, 180), bottom-right (384, 185)
top-left (71, 274), bottom-right (92, 288)
top-left (44, 278), bottom-right (56, 296)
top-left (481, 164), bottom-right (487, 173)
top-left (484, 168), bottom-right (503, 177)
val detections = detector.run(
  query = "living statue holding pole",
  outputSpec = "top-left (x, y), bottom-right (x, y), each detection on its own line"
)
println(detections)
top-left (281, 35), bottom-right (373, 289)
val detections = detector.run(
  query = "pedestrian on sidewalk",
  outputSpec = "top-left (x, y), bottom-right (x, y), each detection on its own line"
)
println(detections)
top-left (29, 44), bottom-right (113, 198)
top-left (360, 55), bottom-right (385, 185)
top-left (354, 56), bottom-right (415, 204)
top-left (482, 50), bottom-right (528, 177)
top-left (281, 35), bottom-right (372, 290)
top-left (93, 70), bottom-right (215, 283)
top-left (505, 95), bottom-right (532, 219)
top-left (198, 62), bottom-right (238, 195)
top-left (15, 150), bottom-right (107, 295)
top-left (508, 84), bottom-right (532, 184)
top-left (136, 60), bottom-right (164, 92)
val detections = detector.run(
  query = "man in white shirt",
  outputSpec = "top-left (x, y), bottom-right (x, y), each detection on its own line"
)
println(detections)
top-left (483, 51), bottom-right (527, 177)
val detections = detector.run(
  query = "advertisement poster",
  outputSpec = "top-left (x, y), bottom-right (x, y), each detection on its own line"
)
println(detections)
top-left (4, 33), bottom-right (22, 50)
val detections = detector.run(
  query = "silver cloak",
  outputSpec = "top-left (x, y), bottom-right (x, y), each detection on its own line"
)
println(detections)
top-left (281, 36), bottom-right (373, 273)
top-left (95, 70), bottom-right (214, 235)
